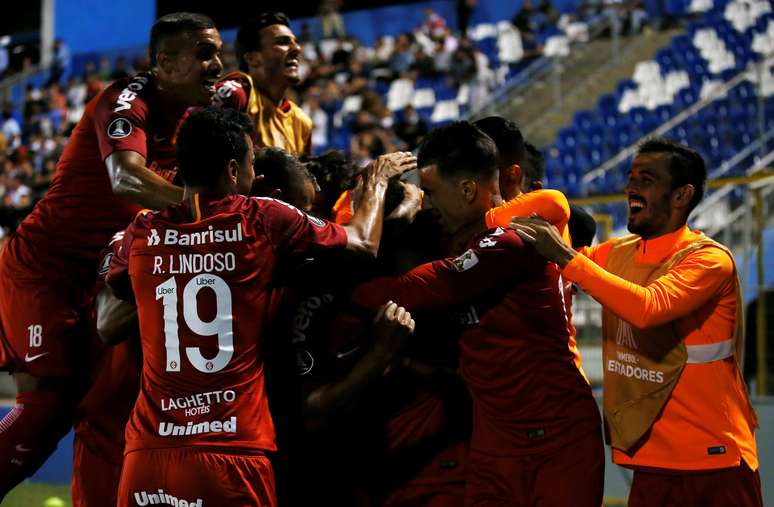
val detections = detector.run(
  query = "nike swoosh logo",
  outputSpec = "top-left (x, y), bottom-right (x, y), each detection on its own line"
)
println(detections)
top-left (15, 444), bottom-right (32, 452)
top-left (153, 135), bottom-right (166, 143)
top-left (24, 352), bottom-right (49, 363)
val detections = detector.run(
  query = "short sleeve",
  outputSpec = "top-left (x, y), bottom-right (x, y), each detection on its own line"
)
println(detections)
top-left (106, 221), bottom-right (140, 302)
top-left (93, 76), bottom-right (151, 161)
top-left (254, 197), bottom-right (348, 256)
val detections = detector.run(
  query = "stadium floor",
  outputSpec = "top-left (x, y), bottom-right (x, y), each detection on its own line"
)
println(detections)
top-left (3, 483), bottom-right (71, 507)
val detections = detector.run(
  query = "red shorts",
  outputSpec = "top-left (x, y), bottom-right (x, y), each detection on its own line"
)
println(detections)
top-left (384, 440), bottom-right (467, 507)
top-left (0, 254), bottom-right (90, 377)
top-left (464, 429), bottom-right (604, 507)
top-left (72, 434), bottom-right (123, 507)
top-left (118, 448), bottom-right (277, 507)
top-left (628, 460), bottom-right (763, 507)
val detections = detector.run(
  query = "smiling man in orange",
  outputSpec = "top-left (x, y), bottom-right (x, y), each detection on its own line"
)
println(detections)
top-left (511, 138), bottom-right (761, 507)
top-left (214, 12), bottom-right (312, 155)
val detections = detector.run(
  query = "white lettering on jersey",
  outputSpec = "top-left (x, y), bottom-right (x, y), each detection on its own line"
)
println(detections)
top-left (160, 390), bottom-right (237, 412)
top-left (147, 224), bottom-right (243, 247)
top-left (113, 75), bottom-right (148, 112)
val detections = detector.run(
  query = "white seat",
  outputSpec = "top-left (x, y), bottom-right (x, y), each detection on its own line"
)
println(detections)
top-left (431, 100), bottom-right (460, 122)
top-left (497, 25), bottom-right (524, 63)
top-left (411, 88), bottom-right (436, 109)
top-left (387, 78), bottom-right (415, 111)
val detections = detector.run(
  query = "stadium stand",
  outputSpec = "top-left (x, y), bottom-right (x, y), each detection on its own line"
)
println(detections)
top-left (543, 0), bottom-right (774, 230)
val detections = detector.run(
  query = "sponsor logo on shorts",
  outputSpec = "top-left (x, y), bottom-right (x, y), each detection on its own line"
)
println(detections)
top-left (158, 416), bottom-right (237, 437)
top-left (107, 118), bottom-right (133, 139)
top-left (133, 489), bottom-right (203, 506)
top-left (147, 224), bottom-right (243, 247)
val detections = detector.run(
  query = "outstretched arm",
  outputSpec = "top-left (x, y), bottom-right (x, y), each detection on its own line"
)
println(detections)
top-left (511, 217), bottom-right (734, 328)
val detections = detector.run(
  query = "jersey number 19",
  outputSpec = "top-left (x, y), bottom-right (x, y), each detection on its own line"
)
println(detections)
top-left (155, 274), bottom-right (234, 373)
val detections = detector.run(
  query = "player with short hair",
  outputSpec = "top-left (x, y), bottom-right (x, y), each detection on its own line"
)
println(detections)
top-left (475, 116), bottom-right (589, 380)
top-left (0, 12), bottom-right (224, 501)
top-left (214, 11), bottom-right (312, 154)
top-left (512, 138), bottom-right (761, 507)
top-left (252, 147), bottom-right (319, 212)
top-left (101, 107), bottom-right (415, 506)
top-left (352, 122), bottom-right (604, 507)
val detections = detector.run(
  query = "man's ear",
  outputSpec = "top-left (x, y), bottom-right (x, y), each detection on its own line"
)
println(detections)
top-left (460, 179), bottom-right (478, 203)
top-left (509, 164), bottom-right (523, 186)
top-left (227, 159), bottom-right (240, 185)
top-left (673, 184), bottom-right (695, 210)
top-left (156, 50), bottom-right (175, 75)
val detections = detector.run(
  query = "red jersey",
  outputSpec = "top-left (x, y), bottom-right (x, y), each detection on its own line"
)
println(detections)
top-left (4, 72), bottom-right (181, 282)
top-left (107, 193), bottom-right (347, 454)
top-left (352, 227), bottom-right (600, 456)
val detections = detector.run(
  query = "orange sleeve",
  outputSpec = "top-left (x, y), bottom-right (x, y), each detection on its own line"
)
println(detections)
top-left (486, 189), bottom-right (570, 228)
top-left (562, 247), bottom-right (734, 329)
top-left (332, 190), bottom-right (353, 225)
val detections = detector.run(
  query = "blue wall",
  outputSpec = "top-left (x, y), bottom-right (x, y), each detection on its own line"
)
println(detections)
top-left (54, 0), bottom-right (155, 54)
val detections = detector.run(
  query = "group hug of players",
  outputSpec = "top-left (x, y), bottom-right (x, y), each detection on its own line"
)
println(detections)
top-left (0, 9), bottom-right (763, 507)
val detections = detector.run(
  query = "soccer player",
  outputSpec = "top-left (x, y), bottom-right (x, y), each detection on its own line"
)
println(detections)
top-left (352, 122), bottom-right (604, 507)
top-left (0, 13), bottom-right (224, 499)
top-left (511, 139), bottom-right (761, 507)
top-left (475, 116), bottom-right (588, 379)
top-left (214, 12), bottom-right (312, 154)
top-left (251, 147), bottom-right (319, 212)
top-left (101, 107), bottom-right (415, 506)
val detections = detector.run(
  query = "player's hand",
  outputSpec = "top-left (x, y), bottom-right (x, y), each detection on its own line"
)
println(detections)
top-left (509, 216), bottom-right (577, 268)
top-left (386, 182), bottom-right (422, 224)
top-left (370, 152), bottom-right (417, 181)
top-left (371, 301), bottom-right (415, 362)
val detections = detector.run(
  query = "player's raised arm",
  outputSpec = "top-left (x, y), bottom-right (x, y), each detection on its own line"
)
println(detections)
top-left (105, 151), bottom-right (184, 210)
top-left (340, 151), bottom-right (417, 256)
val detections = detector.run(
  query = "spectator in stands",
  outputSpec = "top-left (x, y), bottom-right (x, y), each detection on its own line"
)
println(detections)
top-left (449, 39), bottom-right (476, 89)
top-left (110, 56), bottom-right (132, 80)
top-left (320, 0), bottom-right (346, 39)
top-left (3, 172), bottom-right (31, 210)
top-left (421, 8), bottom-right (448, 39)
top-left (1, 103), bottom-right (21, 150)
top-left (457, 0), bottom-right (477, 37)
top-left (389, 34), bottom-right (415, 76)
top-left (331, 38), bottom-right (353, 68)
top-left (47, 38), bottom-right (71, 86)
top-left (394, 105), bottom-right (428, 151)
